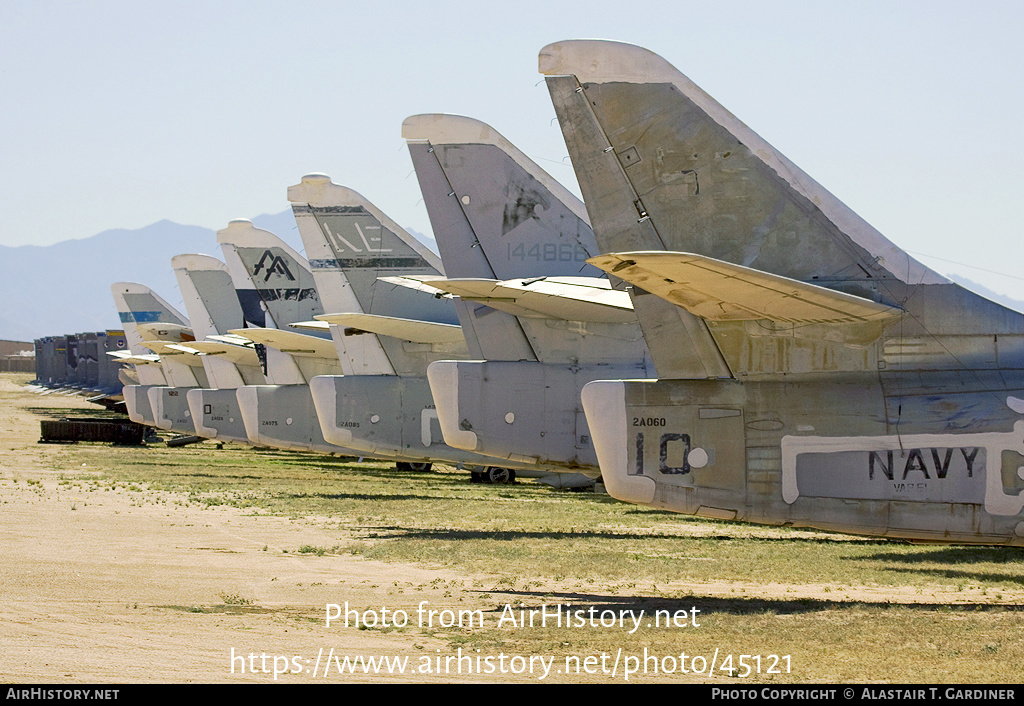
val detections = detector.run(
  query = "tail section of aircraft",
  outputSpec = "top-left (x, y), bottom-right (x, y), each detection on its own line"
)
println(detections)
top-left (541, 39), bottom-right (1023, 379)
top-left (582, 374), bottom-right (1024, 543)
top-left (403, 113), bottom-right (599, 282)
top-left (288, 174), bottom-right (524, 469)
top-left (403, 112), bottom-right (649, 366)
top-left (308, 373), bottom-right (522, 468)
top-left (288, 174), bottom-right (462, 377)
top-left (140, 340), bottom-right (204, 435)
top-left (217, 218), bottom-right (325, 332)
top-left (217, 219), bottom-right (340, 385)
top-left (172, 254), bottom-right (256, 385)
top-left (121, 384), bottom-right (157, 428)
top-left (111, 282), bottom-right (189, 374)
top-left (543, 40), bottom-right (1024, 544)
top-left (539, 40), bottom-right (939, 283)
top-left (216, 219), bottom-right (353, 451)
top-left (236, 384), bottom-right (340, 454)
top-left (404, 114), bottom-right (654, 474)
top-left (148, 385), bottom-right (197, 434)
top-left (113, 280), bottom-right (207, 437)
top-left (188, 388), bottom-right (249, 445)
top-left (111, 282), bottom-right (190, 427)
top-left (173, 253), bottom-right (265, 444)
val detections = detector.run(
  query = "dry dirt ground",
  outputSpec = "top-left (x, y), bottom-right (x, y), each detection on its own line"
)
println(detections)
top-left (0, 379), bottom-right (535, 683)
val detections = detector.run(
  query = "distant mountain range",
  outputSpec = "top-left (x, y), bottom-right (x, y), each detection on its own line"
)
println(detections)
top-left (943, 275), bottom-right (1024, 315)
top-left (0, 211), bottom-right (437, 342)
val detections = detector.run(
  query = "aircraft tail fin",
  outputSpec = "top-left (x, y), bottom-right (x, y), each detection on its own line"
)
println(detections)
top-left (110, 282), bottom-right (189, 386)
top-left (403, 114), bottom-right (651, 365)
top-left (541, 40), bottom-right (1023, 377)
top-left (288, 175), bottom-right (450, 317)
top-left (403, 113), bottom-right (599, 281)
top-left (288, 175), bottom-right (462, 375)
top-left (172, 254), bottom-right (258, 388)
top-left (216, 219), bottom-right (325, 331)
top-left (172, 254), bottom-right (245, 339)
top-left (539, 40), bottom-right (944, 288)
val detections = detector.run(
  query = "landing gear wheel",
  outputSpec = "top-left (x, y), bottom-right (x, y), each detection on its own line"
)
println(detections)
top-left (407, 462), bottom-right (432, 472)
top-left (469, 469), bottom-right (484, 483)
top-left (485, 467), bottom-right (515, 484)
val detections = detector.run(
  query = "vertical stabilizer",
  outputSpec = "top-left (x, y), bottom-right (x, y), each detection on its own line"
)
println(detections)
top-left (110, 282), bottom-right (187, 386)
top-left (217, 219), bottom-right (324, 330)
top-left (288, 175), bottom-right (462, 376)
top-left (403, 113), bottom-right (650, 366)
top-left (172, 254), bottom-right (253, 390)
top-left (541, 40), bottom-right (1023, 377)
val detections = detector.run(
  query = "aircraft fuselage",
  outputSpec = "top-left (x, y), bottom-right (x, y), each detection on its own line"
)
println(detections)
top-left (583, 370), bottom-right (1024, 544)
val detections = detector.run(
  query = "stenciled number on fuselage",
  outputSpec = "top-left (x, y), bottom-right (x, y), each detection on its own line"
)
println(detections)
top-left (507, 242), bottom-right (590, 262)
top-left (634, 431), bottom-right (691, 476)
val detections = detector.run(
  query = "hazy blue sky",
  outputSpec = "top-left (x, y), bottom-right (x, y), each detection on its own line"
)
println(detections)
top-left (3, 1), bottom-right (1023, 297)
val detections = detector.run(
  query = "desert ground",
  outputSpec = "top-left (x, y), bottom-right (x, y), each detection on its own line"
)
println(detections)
top-left (2, 373), bottom-right (1022, 684)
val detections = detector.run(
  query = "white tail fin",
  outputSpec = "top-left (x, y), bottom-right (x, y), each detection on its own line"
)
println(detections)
top-left (288, 175), bottom-right (466, 376)
top-left (172, 254), bottom-right (263, 388)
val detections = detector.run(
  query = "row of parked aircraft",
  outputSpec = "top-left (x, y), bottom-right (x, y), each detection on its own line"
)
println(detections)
top-left (109, 40), bottom-right (1024, 545)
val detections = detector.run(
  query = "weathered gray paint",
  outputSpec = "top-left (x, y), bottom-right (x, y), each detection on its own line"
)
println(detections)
top-left (309, 373), bottom-right (533, 468)
top-left (235, 384), bottom-right (345, 455)
top-left (188, 388), bottom-right (250, 445)
top-left (542, 40), bottom-right (1024, 543)
top-left (405, 115), bottom-right (655, 473)
top-left (148, 385), bottom-right (197, 436)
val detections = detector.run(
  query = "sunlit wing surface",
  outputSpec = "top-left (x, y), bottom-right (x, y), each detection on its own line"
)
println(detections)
top-left (133, 322), bottom-right (195, 343)
top-left (139, 341), bottom-right (205, 367)
top-left (589, 252), bottom-right (901, 325)
top-left (288, 320), bottom-right (331, 333)
top-left (185, 339), bottom-right (261, 367)
top-left (206, 333), bottom-right (255, 346)
top-left (377, 275), bottom-right (454, 299)
top-left (228, 327), bottom-right (339, 359)
top-left (315, 313), bottom-right (465, 344)
top-left (107, 351), bottom-right (161, 366)
top-left (422, 276), bottom-right (634, 324)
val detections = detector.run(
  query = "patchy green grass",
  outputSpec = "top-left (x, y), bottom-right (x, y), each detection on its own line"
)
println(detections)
top-left (57, 437), bottom-right (1024, 592)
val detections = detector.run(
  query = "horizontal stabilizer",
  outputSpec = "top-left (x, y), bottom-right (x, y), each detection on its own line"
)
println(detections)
top-left (206, 333), bottom-right (255, 346)
top-left (134, 322), bottom-right (194, 343)
top-left (228, 328), bottom-right (339, 359)
top-left (316, 312), bottom-right (465, 344)
top-left (289, 320), bottom-right (331, 332)
top-left (402, 113), bottom-right (591, 227)
top-left (139, 340), bottom-right (191, 355)
top-left (165, 343), bottom-right (204, 356)
top-left (107, 351), bottom-right (162, 366)
top-left (377, 275), bottom-right (455, 298)
top-left (422, 277), bottom-right (634, 324)
top-left (184, 339), bottom-right (261, 367)
top-left (589, 252), bottom-right (901, 325)
top-left (139, 341), bottom-right (207, 368)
